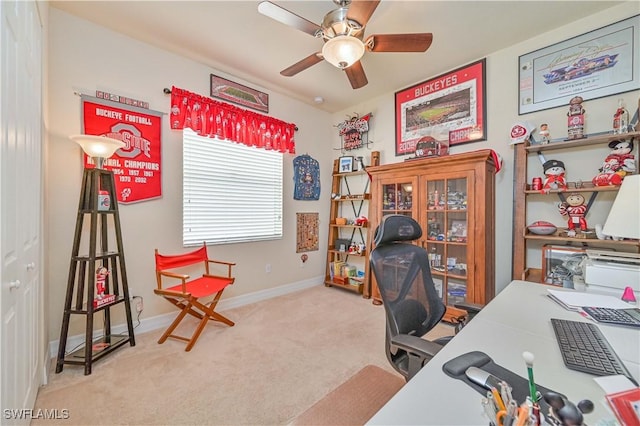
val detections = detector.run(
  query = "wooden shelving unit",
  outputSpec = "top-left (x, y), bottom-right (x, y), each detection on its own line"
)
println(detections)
top-left (324, 152), bottom-right (379, 295)
top-left (512, 131), bottom-right (640, 283)
top-left (55, 168), bottom-right (136, 375)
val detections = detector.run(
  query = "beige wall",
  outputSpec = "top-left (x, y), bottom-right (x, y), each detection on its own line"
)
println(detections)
top-left (330, 2), bottom-right (640, 294)
top-left (46, 3), bottom-right (640, 344)
top-left (46, 8), bottom-right (334, 342)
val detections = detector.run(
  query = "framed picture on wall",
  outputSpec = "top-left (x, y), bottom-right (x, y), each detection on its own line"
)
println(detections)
top-left (338, 156), bottom-right (353, 173)
top-left (518, 15), bottom-right (640, 114)
top-left (394, 59), bottom-right (487, 156)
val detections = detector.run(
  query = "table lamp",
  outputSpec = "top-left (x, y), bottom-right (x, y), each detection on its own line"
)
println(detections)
top-left (602, 174), bottom-right (640, 240)
top-left (70, 134), bottom-right (124, 169)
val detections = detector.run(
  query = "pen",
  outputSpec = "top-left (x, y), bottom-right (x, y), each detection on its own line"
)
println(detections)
top-left (487, 390), bottom-right (499, 413)
top-left (515, 403), bottom-right (529, 426)
top-left (500, 381), bottom-right (513, 405)
top-left (491, 387), bottom-right (506, 412)
top-left (482, 397), bottom-right (497, 424)
top-left (522, 351), bottom-right (538, 402)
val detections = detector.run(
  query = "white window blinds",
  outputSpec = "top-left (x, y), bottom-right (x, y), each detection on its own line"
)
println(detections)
top-left (183, 128), bottom-right (283, 246)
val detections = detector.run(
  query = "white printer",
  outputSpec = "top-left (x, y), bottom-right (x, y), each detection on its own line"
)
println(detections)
top-left (583, 249), bottom-right (640, 300)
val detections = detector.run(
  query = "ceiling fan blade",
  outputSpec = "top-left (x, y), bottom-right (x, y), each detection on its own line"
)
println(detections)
top-left (258, 1), bottom-right (322, 37)
top-left (280, 53), bottom-right (323, 77)
top-left (366, 33), bottom-right (433, 52)
top-left (345, 61), bottom-right (368, 89)
top-left (346, 0), bottom-right (381, 27)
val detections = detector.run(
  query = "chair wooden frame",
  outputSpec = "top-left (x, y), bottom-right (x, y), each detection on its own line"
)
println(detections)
top-left (154, 242), bottom-right (236, 351)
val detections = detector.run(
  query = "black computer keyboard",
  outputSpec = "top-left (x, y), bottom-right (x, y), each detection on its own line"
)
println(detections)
top-left (581, 307), bottom-right (640, 328)
top-left (550, 318), bottom-right (636, 382)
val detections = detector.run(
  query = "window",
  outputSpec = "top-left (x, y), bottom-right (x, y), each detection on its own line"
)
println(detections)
top-left (183, 128), bottom-right (283, 246)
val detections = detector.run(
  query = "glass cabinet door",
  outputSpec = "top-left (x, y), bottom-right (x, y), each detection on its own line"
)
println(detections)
top-left (422, 175), bottom-right (469, 305)
top-left (381, 178), bottom-right (415, 218)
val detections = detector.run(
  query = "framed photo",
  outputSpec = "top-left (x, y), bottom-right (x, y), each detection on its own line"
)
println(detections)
top-left (210, 74), bottom-right (269, 113)
top-left (394, 58), bottom-right (487, 156)
top-left (338, 156), bottom-right (353, 173)
top-left (518, 15), bottom-right (640, 115)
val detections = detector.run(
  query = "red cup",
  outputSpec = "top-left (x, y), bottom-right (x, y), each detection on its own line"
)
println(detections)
top-left (532, 177), bottom-right (542, 190)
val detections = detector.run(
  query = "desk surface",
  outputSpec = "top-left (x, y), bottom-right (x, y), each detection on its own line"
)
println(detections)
top-left (367, 280), bottom-right (640, 425)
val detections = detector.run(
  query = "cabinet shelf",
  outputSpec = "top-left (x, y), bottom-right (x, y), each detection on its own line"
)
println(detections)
top-left (524, 230), bottom-right (640, 246)
top-left (68, 295), bottom-right (127, 314)
top-left (73, 251), bottom-right (120, 261)
top-left (524, 184), bottom-right (619, 194)
top-left (328, 249), bottom-right (367, 257)
top-left (61, 335), bottom-right (130, 366)
top-left (323, 278), bottom-right (364, 293)
top-left (525, 131), bottom-right (640, 152)
top-left (333, 194), bottom-right (370, 201)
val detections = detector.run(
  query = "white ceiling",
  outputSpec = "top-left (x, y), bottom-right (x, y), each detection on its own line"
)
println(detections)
top-left (50, 1), bottom-right (625, 113)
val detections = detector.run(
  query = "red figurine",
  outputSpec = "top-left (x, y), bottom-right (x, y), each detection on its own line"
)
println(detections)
top-left (592, 139), bottom-right (636, 186)
top-left (542, 160), bottom-right (567, 192)
top-left (559, 193), bottom-right (588, 234)
top-left (95, 266), bottom-right (109, 299)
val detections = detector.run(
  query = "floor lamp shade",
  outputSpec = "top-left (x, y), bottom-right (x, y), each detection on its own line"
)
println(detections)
top-left (602, 174), bottom-right (640, 240)
top-left (70, 134), bottom-right (124, 168)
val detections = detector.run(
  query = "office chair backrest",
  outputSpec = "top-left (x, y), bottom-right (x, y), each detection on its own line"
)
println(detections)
top-left (370, 215), bottom-right (447, 378)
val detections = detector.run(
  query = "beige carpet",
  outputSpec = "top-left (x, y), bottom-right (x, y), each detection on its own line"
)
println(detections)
top-left (33, 285), bottom-right (454, 425)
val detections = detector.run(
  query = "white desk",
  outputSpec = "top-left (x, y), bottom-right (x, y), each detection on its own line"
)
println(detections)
top-left (367, 280), bottom-right (640, 425)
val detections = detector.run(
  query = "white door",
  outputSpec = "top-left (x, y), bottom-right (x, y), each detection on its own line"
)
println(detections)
top-left (1, 1), bottom-right (44, 423)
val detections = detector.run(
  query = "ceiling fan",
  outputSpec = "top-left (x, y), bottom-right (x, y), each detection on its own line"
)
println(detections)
top-left (257, 0), bottom-right (433, 89)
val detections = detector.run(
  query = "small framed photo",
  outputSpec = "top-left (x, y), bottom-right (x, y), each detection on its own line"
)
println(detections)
top-left (335, 239), bottom-right (351, 252)
top-left (338, 156), bottom-right (354, 173)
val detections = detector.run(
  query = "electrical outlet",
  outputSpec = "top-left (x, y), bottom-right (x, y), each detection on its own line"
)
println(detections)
top-left (136, 299), bottom-right (143, 312)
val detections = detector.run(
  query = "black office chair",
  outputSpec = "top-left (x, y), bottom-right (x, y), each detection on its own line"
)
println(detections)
top-left (370, 215), bottom-right (480, 382)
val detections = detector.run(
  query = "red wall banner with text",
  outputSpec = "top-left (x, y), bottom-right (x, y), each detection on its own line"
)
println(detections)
top-left (81, 95), bottom-right (163, 204)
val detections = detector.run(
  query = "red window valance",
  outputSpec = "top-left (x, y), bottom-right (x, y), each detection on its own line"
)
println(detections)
top-left (170, 86), bottom-right (296, 153)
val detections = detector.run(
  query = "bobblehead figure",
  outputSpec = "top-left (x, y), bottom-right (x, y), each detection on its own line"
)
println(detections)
top-left (542, 159), bottom-right (568, 192)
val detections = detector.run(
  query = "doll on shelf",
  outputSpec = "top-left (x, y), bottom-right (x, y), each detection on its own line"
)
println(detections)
top-left (539, 123), bottom-right (550, 144)
top-left (541, 159), bottom-right (567, 192)
top-left (95, 266), bottom-right (109, 299)
top-left (558, 193), bottom-right (588, 235)
top-left (592, 139), bottom-right (636, 186)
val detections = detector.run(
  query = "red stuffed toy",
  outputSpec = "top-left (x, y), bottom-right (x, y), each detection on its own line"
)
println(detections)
top-left (592, 140), bottom-right (636, 186)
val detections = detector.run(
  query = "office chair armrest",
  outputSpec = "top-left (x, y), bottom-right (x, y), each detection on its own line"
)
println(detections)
top-left (391, 334), bottom-right (444, 358)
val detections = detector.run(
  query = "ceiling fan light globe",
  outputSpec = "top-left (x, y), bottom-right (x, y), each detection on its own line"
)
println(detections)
top-left (322, 35), bottom-right (365, 69)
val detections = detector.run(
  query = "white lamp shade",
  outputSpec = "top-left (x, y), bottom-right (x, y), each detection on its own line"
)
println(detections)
top-left (602, 174), bottom-right (640, 239)
top-left (70, 134), bottom-right (125, 158)
top-left (322, 35), bottom-right (365, 69)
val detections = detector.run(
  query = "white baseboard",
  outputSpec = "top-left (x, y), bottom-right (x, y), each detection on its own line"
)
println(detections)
top-left (48, 276), bottom-right (323, 358)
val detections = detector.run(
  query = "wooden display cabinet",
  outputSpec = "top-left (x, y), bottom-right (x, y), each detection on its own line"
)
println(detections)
top-left (367, 150), bottom-right (496, 307)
